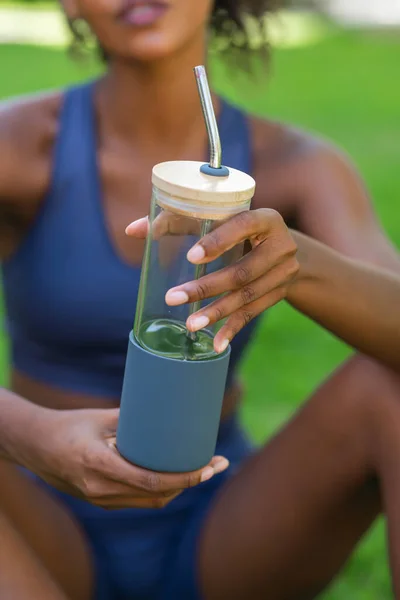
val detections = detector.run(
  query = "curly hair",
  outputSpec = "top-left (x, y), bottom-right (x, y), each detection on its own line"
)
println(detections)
top-left (68, 0), bottom-right (281, 63)
top-left (211, 0), bottom-right (280, 53)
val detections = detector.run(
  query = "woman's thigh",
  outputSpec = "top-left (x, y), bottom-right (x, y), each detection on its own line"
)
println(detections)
top-left (0, 460), bottom-right (94, 600)
top-left (197, 355), bottom-right (400, 600)
top-left (0, 511), bottom-right (70, 599)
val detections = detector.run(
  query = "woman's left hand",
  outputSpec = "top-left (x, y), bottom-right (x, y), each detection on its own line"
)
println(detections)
top-left (126, 209), bottom-right (299, 353)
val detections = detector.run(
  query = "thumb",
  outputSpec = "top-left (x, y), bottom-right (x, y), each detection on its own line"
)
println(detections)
top-left (126, 216), bottom-right (149, 238)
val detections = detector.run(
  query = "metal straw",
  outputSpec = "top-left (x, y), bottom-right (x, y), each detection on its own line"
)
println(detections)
top-left (193, 65), bottom-right (222, 170)
top-left (186, 66), bottom-right (222, 343)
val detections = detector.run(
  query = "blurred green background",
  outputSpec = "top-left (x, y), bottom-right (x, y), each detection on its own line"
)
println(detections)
top-left (1, 2), bottom-right (399, 598)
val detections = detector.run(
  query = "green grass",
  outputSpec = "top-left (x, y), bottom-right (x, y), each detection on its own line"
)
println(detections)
top-left (1, 26), bottom-right (400, 599)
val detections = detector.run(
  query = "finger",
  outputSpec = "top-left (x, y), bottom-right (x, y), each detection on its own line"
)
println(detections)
top-left (128, 455), bottom-right (230, 494)
top-left (166, 239), bottom-right (294, 307)
top-left (103, 434), bottom-right (192, 498)
top-left (81, 476), bottom-right (178, 500)
top-left (153, 213), bottom-right (201, 238)
top-left (106, 446), bottom-right (230, 493)
top-left (101, 408), bottom-right (120, 436)
top-left (91, 491), bottom-right (183, 511)
top-left (186, 259), bottom-right (299, 334)
top-left (212, 289), bottom-right (287, 353)
top-left (125, 216), bottom-right (149, 238)
top-left (126, 213), bottom-right (202, 241)
top-left (186, 208), bottom-right (286, 264)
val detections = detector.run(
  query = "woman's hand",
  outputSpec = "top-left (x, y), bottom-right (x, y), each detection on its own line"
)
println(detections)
top-left (16, 405), bottom-right (229, 510)
top-left (127, 209), bottom-right (299, 353)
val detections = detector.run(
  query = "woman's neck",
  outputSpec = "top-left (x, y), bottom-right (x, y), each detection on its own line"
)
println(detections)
top-left (96, 34), bottom-right (218, 155)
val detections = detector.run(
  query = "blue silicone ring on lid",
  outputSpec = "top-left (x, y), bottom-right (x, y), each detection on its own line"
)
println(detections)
top-left (200, 163), bottom-right (230, 177)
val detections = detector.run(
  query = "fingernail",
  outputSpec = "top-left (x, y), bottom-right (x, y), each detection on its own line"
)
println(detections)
top-left (213, 458), bottom-right (230, 475)
top-left (201, 466), bottom-right (215, 483)
top-left (165, 290), bottom-right (189, 306)
top-left (217, 339), bottom-right (229, 354)
top-left (187, 245), bottom-right (205, 263)
top-left (189, 315), bottom-right (210, 332)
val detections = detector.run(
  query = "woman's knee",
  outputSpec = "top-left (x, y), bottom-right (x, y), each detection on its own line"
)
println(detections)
top-left (311, 354), bottom-right (400, 420)
top-left (306, 355), bottom-right (400, 472)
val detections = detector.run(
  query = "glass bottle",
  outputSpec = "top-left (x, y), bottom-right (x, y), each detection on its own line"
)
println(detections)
top-left (135, 161), bottom-right (255, 361)
top-left (117, 160), bottom-right (255, 473)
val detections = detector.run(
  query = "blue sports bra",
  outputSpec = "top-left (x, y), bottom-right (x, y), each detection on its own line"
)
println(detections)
top-left (1, 81), bottom-right (260, 398)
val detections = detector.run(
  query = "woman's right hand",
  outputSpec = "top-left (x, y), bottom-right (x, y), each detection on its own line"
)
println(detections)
top-left (17, 406), bottom-right (229, 510)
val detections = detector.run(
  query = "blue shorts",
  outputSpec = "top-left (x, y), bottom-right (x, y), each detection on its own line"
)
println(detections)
top-left (29, 418), bottom-right (253, 600)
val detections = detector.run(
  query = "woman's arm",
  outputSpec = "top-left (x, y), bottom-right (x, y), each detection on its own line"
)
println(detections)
top-left (294, 145), bottom-right (400, 272)
top-left (251, 128), bottom-right (400, 272)
top-left (288, 231), bottom-right (400, 371)
top-left (0, 387), bottom-right (226, 506)
top-left (0, 389), bottom-right (46, 463)
top-left (132, 209), bottom-right (400, 370)
top-left (0, 95), bottom-right (57, 259)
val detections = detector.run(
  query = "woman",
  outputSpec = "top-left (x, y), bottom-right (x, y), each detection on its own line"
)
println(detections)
top-left (0, 0), bottom-right (400, 598)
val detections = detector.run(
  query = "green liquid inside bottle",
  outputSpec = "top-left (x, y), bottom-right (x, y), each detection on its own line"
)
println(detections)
top-left (138, 318), bottom-right (216, 361)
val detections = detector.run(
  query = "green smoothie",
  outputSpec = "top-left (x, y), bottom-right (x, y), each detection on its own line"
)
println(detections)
top-left (137, 318), bottom-right (216, 361)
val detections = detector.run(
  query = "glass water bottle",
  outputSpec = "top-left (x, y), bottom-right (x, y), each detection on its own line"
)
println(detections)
top-left (116, 160), bottom-right (255, 473)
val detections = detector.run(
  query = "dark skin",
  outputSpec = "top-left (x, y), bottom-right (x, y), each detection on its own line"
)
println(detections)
top-left (1, 0), bottom-right (400, 598)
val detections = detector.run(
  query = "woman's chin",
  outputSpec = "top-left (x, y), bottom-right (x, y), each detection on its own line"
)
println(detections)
top-left (113, 34), bottom-right (179, 64)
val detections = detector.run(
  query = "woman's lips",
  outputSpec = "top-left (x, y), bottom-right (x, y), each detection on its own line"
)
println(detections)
top-left (119, 2), bottom-right (169, 27)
